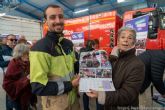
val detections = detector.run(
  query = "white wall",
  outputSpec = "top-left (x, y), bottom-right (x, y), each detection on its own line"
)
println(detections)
top-left (7, 10), bottom-right (35, 20)
top-left (0, 15), bottom-right (43, 40)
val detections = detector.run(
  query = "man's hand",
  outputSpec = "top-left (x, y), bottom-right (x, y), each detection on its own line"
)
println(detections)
top-left (86, 89), bottom-right (98, 98)
top-left (71, 75), bottom-right (80, 87)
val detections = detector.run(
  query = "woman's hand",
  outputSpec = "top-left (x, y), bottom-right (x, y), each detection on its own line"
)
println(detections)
top-left (111, 46), bottom-right (119, 56)
top-left (86, 89), bottom-right (98, 98)
top-left (26, 74), bottom-right (30, 79)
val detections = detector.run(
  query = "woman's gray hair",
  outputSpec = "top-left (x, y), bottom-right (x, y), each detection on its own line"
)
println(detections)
top-left (13, 44), bottom-right (29, 59)
top-left (118, 26), bottom-right (136, 41)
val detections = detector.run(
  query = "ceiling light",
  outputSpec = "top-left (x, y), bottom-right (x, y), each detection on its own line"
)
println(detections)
top-left (0, 13), bottom-right (6, 16)
top-left (74, 8), bottom-right (89, 14)
top-left (117, 0), bottom-right (125, 3)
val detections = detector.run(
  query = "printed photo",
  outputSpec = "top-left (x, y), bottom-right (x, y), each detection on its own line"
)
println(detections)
top-left (96, 69), bottom-right (112, 78)
top-left (135, 38), bottom-right (146, 49)
top-left (136, 49), bottom-right (145, 56)
top-left (79, 68), bottom-right (96, 78)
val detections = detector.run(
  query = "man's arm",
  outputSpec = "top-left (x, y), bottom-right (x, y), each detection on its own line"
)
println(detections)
top-left (31, 81), bottom-right (73, 96)
top-left (30, 51), bottom-right (79, 96)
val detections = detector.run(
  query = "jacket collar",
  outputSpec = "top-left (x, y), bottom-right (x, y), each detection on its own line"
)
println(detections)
top-left (119, 48), bottom-right (136, 58)
top-left (46, 31), bottom-right (64, 43)
top-left (109, 48), bottom-right (136, 62)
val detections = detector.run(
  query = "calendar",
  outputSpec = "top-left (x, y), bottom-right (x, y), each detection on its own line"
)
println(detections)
top-left (79, 50), bottom-right (115, 92)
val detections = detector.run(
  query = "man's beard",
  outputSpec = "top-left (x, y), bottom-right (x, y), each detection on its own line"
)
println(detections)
top-left (50, 23), bottom-right (64, 33)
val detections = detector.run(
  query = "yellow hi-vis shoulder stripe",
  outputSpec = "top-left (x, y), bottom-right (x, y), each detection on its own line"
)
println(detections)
top-left (30, 51), bottom-right (51, 85)
top-left (30, 51), bottom-right (75, 85)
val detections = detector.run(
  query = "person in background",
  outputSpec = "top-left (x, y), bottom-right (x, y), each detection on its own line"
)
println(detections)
top-left (93, 39), bottom-right (100, 50)
top-left (80, 40), bottom-right (104, 110)
top-left (86, 27), bottom-right (145, 110)
top-left (30, 4), bottom-right (80, 110)
top-left (1, 34), bottom-right (17, 51)
top-left (0, 39), bottom-right (2, 45)
top-left (0, 38), bottom-right (4, 65)
top-left (80, 40), bottom-right (95, 53)
top-left (2, 37), bottom-right (7, 45)
top-left (17, 35), bottom-right (27, 44)
top-left (19, 35), bottom-right (26, 40)
top-left (3, 44), bottom-right (36, 110)
top-left (138, 50), bottom-right (165, 106)
top-left (0, 37), bottom-right (7, 67)
top-left (0, 34), bottom-right (17, 73)
top-left (73, 46), bottom-right (79, 74)
top-left (0, 36), bottom-right (16, 109)
top-left (0, 38), bottom-right (2, 45)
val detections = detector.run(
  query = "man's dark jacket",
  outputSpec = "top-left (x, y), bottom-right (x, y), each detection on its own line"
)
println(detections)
top-left (138, 50), bottom-right (165, 95)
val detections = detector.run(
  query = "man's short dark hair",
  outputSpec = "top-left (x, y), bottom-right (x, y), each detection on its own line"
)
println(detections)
top-left (44, 4), bottom-right (61, 19)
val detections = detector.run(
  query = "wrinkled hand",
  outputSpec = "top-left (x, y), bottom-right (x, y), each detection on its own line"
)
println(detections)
top-left (86, 89), bottom-right (98, 98)
top-left (71, 75), bottom-right (80, 87)
top-left (111, 46), bottom-right (119, 56)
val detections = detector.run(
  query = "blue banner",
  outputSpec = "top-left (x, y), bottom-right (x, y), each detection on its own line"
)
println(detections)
top-left (124, 15), bottom-right (149, 39)
top-left (71, 32), bottom-right (84, 40)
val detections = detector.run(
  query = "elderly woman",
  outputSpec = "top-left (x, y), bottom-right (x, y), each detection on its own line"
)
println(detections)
top-left (3, 44), bottom-right (34, 110)
top-left (86, 27), bottom-right (145, 110)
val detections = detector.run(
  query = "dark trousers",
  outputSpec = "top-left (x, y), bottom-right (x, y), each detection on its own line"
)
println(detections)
top-left (6, 95), bottom-right (21, 110)
top-left (83, 93), bottom-right (104, 110)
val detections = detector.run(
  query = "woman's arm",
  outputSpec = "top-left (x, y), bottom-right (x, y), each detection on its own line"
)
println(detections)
top-left (103, 63), bottom-right (145, 106)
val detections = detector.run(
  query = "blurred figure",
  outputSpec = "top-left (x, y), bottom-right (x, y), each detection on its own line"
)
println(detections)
top-left (93, 39), bottom-right (99, 50)
top-left (138, 50), bottom-right (165, 106)
top-left (80, 40), bottom-right (95, 53)
top-left (86, 27), bottom-right (145, 110)
top-left (17, 35), bottom-right (27, 44)
top-left (0, 38), bottom-right (2, 56)
top-left (2, 37), bottom-right (7, 45)
top-left (0, 34), bottom-right (16, 73)
top-left (19, 35), bottom-right (26, 40)
top-left (73, 46), bottom-right (79, 74)
top-left (0, 38), bottom-right (2, 46)
top-left (2, 34), bottom-right (17, 50)
top-left (17, 39), bottom-right (27, 44)
top-left (3, 44), bottom-right (36, 110)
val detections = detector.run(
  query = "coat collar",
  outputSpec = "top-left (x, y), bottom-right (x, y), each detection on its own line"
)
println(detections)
top-left (109, 48), bottom-right (136, 62)
top-left (46, 31), bottom-right (64, 43)
top-left (119, 48), bottom-right (136, 58)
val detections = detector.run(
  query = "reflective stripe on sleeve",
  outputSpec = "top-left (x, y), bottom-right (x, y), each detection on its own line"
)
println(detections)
top-left (57, 81), bottom-right (64, 95)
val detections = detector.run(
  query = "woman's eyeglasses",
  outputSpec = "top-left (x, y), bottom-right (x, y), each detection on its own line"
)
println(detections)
top-left (8, 39), bottom-right (17, 42)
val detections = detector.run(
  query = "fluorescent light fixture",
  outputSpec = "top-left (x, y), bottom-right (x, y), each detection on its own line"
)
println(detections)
top-left (74, 8), bottom-right (89, 14)
top-left (117, 0), bottom-right (125, 3)
top-left (0, 13), bottom-right (6, 16)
